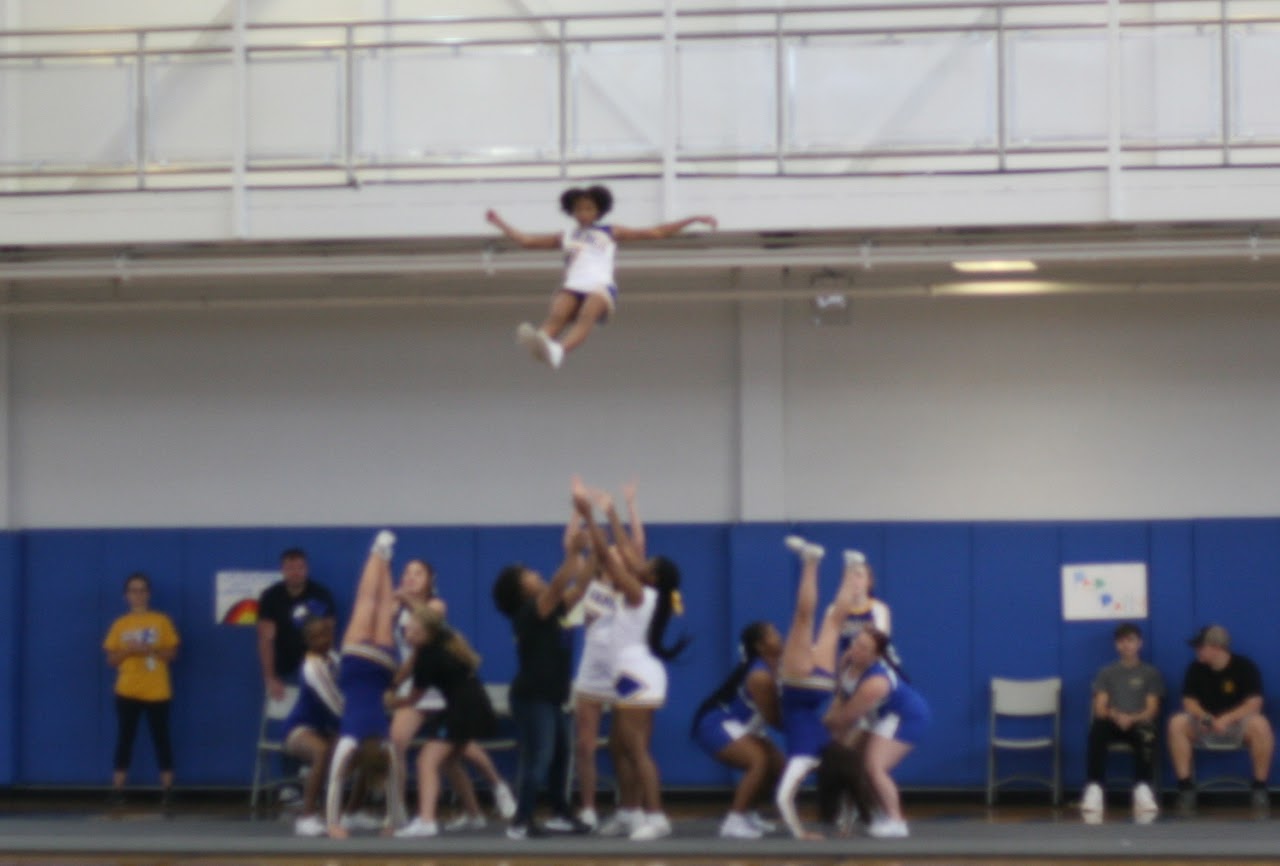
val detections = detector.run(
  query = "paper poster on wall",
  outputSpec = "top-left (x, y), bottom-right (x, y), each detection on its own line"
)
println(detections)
top-left (214, 570), bottom-right (279, 625)
top-left (1061, 562), bottom-right (1148, 621)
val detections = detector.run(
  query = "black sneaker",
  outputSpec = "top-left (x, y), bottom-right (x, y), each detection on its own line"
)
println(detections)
top-left (1251, 787), bottom-right (1270, 816)
top-left (160, 788), bottom-right (174, 812)
top-left (1176, 788), bottom-right (1196, 817)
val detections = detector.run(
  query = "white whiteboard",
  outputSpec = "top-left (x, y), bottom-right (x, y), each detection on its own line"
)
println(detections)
top-left (1061, 562), bottom-right (1149, 621)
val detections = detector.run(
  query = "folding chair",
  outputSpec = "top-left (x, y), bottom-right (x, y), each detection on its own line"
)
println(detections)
top-left (987, 676), bottom-right (1062, 806)
top-left (249, 685), bottom-right (300, 816)
top-left (1193, 739), bottom-right (1253, 793)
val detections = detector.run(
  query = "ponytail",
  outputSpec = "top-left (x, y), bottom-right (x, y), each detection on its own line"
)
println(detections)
top-left (690, 621), bottom-right (770, 735)
top-left (647, 555), bottom-right (691, 662)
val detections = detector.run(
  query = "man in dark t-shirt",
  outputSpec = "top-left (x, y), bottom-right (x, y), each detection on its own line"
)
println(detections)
top-left (492, 532), bottom-right (592, 839)
top-left (1168, 624), bottom-right (1273, 815)
top-left (257, 547), bottom-right (337, 701)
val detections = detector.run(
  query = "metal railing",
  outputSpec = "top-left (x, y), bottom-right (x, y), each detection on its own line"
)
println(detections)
top-left (0, 1), bottom-right (1278, 194)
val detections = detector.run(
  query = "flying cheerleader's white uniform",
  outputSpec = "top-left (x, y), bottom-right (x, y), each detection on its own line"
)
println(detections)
top-left (561, 224), bottom-right (619, 316)
top-left (573, 580), bottom-right (621, 702)
top-left (612, 586), bottom-right (667, 709)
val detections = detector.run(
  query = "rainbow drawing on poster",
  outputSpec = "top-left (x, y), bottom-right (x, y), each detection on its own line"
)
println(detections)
top-left (214, 570), bottom-right (280, 625)
top-left (1061, 562), bottom-right (1148, 621)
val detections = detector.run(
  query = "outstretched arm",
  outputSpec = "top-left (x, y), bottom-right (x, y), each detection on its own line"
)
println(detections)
top-left (485, 209), bottom-right (561, 249)
top-left (612, 214), bottom-right (717, 242)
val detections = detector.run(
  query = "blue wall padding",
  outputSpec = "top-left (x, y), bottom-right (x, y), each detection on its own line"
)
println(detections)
top-left (7, 519), bottom-right (1280, 788)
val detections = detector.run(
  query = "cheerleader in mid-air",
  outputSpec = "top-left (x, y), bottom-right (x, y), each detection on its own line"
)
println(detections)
top-left (485, 186), bottom-right (717, 369)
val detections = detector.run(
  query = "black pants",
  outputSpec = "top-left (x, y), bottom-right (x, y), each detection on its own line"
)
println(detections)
top-left (1086, 719), bottom-right (1155, 784)
top-left (114, 696), bottom-right (174, 773)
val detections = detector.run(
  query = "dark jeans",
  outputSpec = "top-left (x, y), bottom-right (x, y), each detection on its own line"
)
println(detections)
top-left (1087, 718), bottom-right (1156, 784)
top-left (510, 695), bottom-right (571, 824)
top-left (114, 696), bottom-right (174, 773)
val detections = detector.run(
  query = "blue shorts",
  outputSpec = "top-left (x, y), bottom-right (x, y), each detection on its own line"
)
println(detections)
top-left (780, 679), bottom-right (833, 759)
top-left (338, 644), bottom-right (396, 741)
top-left (693, 709), bottom-right (757, 757)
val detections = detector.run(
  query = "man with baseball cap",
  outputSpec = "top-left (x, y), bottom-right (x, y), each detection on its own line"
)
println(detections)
top-left (1168, 624), bottom-right (1272, 815)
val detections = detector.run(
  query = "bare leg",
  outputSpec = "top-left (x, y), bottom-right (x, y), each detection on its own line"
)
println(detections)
top-left (780, 538), bottom-right (824, 680)
top-left (286, 730), bottom-right (333, 817)
top-left (1245, 716), bottom-right (1275, 781)
top-left (863, 735), bottom-right (913, 821)
top-left (812, 570), bottom-right (859, 674)
top-left (609, 721), bottom-right (640, 810)
top-left (342, 532), bottom-right (396, 649)
top-left (717, 737), bottom-right (776, 814)
top-left (415, 741), bottom-right (458, 823)
top-left (558, 294), bottom-right (611, 353)
top-left (574, 697), bottom-right (604, 811)
top-left (540, 291), bottom-right (582, 340)
top-left (1167, 712), bottom-right (1195, 779)
top-left (615, 707), bottom-right (661, 812)
top-left (390, 706), bottom-right (424, 784)
top-left (445, 754), bottom-right (483, 817)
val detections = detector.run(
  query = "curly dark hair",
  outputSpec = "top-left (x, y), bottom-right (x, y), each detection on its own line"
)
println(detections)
top-left (560, 184), bottom-right (613, 218)
top-left (491, 564), bottom-right (527, 619)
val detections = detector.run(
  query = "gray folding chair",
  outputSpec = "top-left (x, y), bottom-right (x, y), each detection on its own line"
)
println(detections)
top-left (987, 676), bottom-right (1062, 806)
top-left (249, 685), bottom-right (300, 817)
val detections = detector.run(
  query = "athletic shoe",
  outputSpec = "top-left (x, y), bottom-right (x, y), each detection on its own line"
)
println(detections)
top-left (784, 535), bottom-right (825, 562)
top-left (371, 529), bottom-right (396, 560)
top-left (443, 813), bottom-right (486, 831)
top-left (1080, 782), bottom-right (1104, 820)
top-left (844, 549), bottom-right (867, 567)
top-left (545, 338), bottom-right (564, 370)
top-left (1251, 787), bottom-right (1270, 816)
top-left (544, 814), bottom-right (592, 834)
top-left (1132, 783), bottom-right (1159, 819)
top-left (630, 812), bottom-right (672, 841)
top-left (867, 816), bottom-right (909, 838)
top-left (596, 810), bottom-right (640, 837)
top-left (394, 817), bottom-right (439, 838)
top-left (493, 782), bottom-right (517, 820)
top-left (527, 329), bottom-right (552, 365)
top-left (1176, 788), bottom-right (1196, 816)
top-left (341, 810), bottom-right (385, 831)
top-left (506, 822), bottom-right (549, 839)
top-left (294, 814), bottom-right (326, 837)
top-left (746, 811), bottom-right (777, 833)
top-left (577, 807), bottom-right (598, 830)
top-left (516, 323), bottom-right (539, 354)
top-left (719, 812), bottom-right (762, 839)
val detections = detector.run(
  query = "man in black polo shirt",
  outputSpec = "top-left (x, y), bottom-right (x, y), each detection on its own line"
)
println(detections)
top-left (1168, 624), bottom-right (1273, 815)
top-left (257, 547), bottom-right (337, 700)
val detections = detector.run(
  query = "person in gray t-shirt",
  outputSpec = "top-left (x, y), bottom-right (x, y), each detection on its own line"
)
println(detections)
top-left (1080, 623), bottom-right (1164, 821)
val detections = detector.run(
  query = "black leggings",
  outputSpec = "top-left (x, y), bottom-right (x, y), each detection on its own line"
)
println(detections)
top-left (114, 697), bottom-right (174, 773)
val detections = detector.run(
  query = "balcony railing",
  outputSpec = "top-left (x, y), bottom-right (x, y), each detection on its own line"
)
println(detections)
top-left (1, 1), bottom-right (1278, 194)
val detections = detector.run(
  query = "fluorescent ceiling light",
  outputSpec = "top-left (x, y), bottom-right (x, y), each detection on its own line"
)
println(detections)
top-left (951, 259), bottom-right (1038, 274)
top-left (932, 280), bottom-right (1062, 296)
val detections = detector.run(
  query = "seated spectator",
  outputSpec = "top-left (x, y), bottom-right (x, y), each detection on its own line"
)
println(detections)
top-left (1079, 623), bottom-right (1164, 823)
top-left (1168, 624), bottom-right (1273, 815)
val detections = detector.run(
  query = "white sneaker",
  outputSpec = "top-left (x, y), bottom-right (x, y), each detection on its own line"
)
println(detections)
top-left (528, 329), bottom-right (552, 365)
top-left (294, 814), bottom-right (326, 837)
top-left (493, 782), bottom-right (517, 820)
top-left (577, 807), bottom-right (598, 830)
top-left (1133, 782), bottom-right (1159, 819)
top-left (784, 535), bottom-right (825, 562)
top-left (340, 810), bottom-right (384, 831)
top-left (719, 812), bottom-right (762, 839)
top-left (746, 811), bottom-right (777, 833)
top-left (630, 812), bottom-right (672, 840)
top-left (443, 813), bottom-right (486, 831)
top-left (844, 549), bottom-right (867, 567)
top-left (597, 809), bottom-right (640, 837)
top-left (1080, 782), bottom-right (1104, 819)
top-left (545, 338), bottom-right (565, 370)
top-left (516, 322), bottom-right (539, 354)
top-left (394, 817), bottom-right (439, 838)
top-left (867, 816), bottom-right (909, 838)
top-left (371, 529), bottom-right (396, 560)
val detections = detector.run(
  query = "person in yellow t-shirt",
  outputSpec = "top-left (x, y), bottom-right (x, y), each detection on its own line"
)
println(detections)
top-left (103, 571), bottom-right (180, 805)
